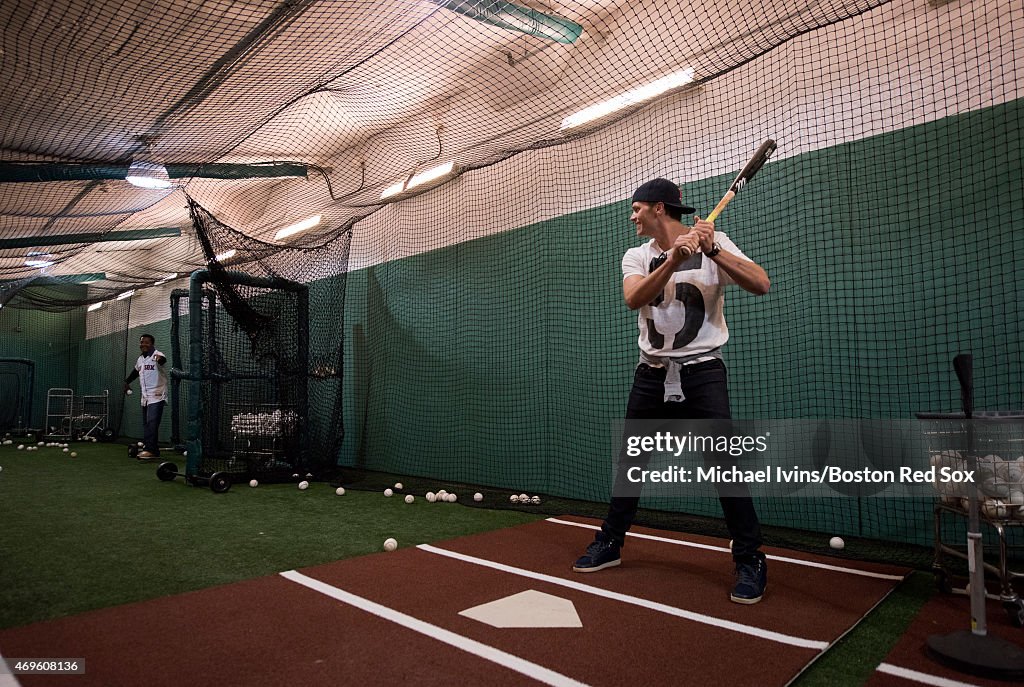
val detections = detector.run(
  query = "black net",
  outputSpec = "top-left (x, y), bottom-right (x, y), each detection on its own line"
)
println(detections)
top-left (1, 0), bottom-right (1021, 562)
top-left (0, 358), bottom-right (34, 434)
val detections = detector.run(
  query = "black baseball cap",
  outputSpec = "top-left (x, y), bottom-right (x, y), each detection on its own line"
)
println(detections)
top-left (631, 178), bottom-right (695, 214)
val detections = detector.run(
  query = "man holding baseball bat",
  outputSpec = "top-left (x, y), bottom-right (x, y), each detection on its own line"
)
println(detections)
top-left (572, 177), bottom-right (772, 604)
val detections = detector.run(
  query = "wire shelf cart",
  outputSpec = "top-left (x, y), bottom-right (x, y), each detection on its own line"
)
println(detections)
top-left (918, 412), bottom-right (1024, 626)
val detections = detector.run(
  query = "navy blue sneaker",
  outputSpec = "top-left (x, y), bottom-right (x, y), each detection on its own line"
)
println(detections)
top-left (731, 557), bottom-right (767, 604)
top-left (572, 538), bottom-right (621, 573)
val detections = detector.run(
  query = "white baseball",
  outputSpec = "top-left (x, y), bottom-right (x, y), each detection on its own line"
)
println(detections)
top-left (384, 488), bottom-right (393, 497)
top-left (335, 487), bottom-right (346, 496)
top-left (473, 492), bottom-right (483, 502)
top-left (829, 536), bottom-right (845, 550)
top-left (405, 494), bottom-right (414, 504)
top-left (298, 480), bottom-right (309, 490)
top-left (383, 538), bottom-right (398, 552)
top-left (249, 479), bottom-right (259, 488)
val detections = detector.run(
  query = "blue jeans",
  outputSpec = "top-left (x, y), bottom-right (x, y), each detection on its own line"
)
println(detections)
top-left (141, 401), bottom-right (165, 455)
top-left (601, 360), bottom-right (764, 562)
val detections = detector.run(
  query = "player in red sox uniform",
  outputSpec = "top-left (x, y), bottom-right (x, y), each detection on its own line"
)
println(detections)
top-left (123, 334), bottom-right (168, 459)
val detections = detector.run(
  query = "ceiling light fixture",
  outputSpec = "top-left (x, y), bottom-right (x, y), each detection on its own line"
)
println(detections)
top-left (153, 273), bottom-right (178, 286)
top-left (213, 249), bottom-right (237, 262)
top-left (87, 302), bottom-right (103, 312)
top-left (380, 180), bottom-right (407, 200)
top-left (25, 258), bottom-right (55, 268)
top-left (125, 160), bottom-right (172, 189)
top-left (408, 161), bottom-right (455, 189)
top-left (381, 161), bottom-right (457, 200)
top-left (430, 0), bottom-right (582, 44)
top-left (274, 215), bottom-right (322, 241)
top-left (560, 68), bottom-right (697, 130)
top-left (116, 290), bottom-right (135, 300)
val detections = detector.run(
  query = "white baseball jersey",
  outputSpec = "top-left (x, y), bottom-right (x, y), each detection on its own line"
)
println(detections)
top-left (134, 349), bottom-right (168, 405)
top-left (621, 232), bottom-right (749, 359)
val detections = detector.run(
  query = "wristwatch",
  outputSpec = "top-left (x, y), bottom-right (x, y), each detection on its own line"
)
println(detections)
top-left (704, 242), bottom-right (721, 258)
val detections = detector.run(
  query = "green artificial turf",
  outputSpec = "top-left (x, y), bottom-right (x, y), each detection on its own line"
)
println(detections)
top-left (0, 441), bottom-right (539, 629)
top-left (0, 441), bottom-right (939, 687)
top-left (791, 571), bottom-right (934, 686)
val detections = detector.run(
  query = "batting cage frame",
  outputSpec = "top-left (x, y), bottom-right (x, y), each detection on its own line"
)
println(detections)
top-left (0, 358), bottom-right (37, 439)
top-left (169, 269), bottom-right (310, 485)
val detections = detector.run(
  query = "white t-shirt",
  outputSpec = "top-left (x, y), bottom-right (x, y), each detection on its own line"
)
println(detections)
top-left (134, 349), bottom-right (168, 405)
top-left (621, 232), bottom-right (750, 359)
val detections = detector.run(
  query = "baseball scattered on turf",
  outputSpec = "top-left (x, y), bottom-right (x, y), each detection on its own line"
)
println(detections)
top-left (335, 487), bottom-right (345, 496)
top-left (384, 488), bottom-right (393, 497)
top-left (404, 494), bottom-right (414, 504)
top-left (383, 538), bottom-right (398, 552)
top-left (70, 452), bottom-right (77, 458)
top-left (473, 492), bottom-right (483, 502)
top-left (426, 491), bottom-right (436, 502)
top-left (829, 536), bottom-right (845, 550)
top-left (298, 480), bottom-right (309, 490)
top-left (394, 482), bottom-right (403, 490)
top-left (249, 479), bottom-right (259, 488)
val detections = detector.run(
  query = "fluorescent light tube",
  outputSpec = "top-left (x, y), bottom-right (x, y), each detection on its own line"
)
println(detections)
top-left (274, 215), bottom-right (321, 241)
top-left (561, 68), bottom-right (696, 130)
top-left (408, 161), bottom-right (455, 190)
top-left (381, 180), bottom-right (406, 200)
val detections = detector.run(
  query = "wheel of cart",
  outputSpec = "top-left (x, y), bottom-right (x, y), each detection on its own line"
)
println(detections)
top-left (156, 461), bottom-right (231, 493)
top-left (1006, 598), bottom-right (1024, 628)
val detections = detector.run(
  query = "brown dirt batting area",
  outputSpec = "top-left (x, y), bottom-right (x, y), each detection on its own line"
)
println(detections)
top-left (868, 591), bottom-right (1024, 687)
top-left (1, 516), bottom-right (911, 686)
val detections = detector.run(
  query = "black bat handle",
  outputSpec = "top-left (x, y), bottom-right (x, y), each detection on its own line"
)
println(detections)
top-left (953, 353), bottom-right (973, 418)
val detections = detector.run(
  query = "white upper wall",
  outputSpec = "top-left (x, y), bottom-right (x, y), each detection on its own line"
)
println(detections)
top-left (88, 0), bottom-right (1021, 335)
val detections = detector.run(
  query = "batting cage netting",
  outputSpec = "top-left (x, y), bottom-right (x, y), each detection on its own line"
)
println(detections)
top-left (0, 0), bottom-right (1021, 561)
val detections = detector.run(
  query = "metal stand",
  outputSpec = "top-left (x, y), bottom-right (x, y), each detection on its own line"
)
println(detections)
top-left (925, 354), bottom-right (1024, 680)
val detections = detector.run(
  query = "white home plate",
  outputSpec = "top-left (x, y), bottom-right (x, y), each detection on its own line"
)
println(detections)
top-left (459, 590), bottom-right (582, 628)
